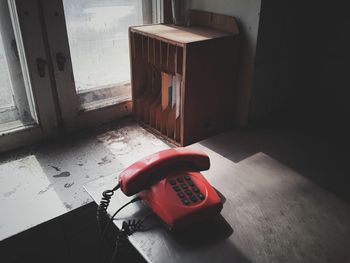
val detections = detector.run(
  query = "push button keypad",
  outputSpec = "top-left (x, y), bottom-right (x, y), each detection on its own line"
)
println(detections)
top-left (180, 183), bottom-right (188, 189)
top-left (182, 199), bottom-right (190, 205)
top-left (197, 193), bottom-right (205, 200)
top-left (185, 189), bottom-right (193, 196)
top-left (177, 192), bottom-right (185, 198)
top-left (176, 177), bottom-right (184, 183)
top-left (169, 175), bottom-right (205, 204)
top-left (190, 196), bottom-right (198, 203)
top-left (192, 187), bottom-right (200, 193)
top-left (173, 186), bottom-right (180, 192)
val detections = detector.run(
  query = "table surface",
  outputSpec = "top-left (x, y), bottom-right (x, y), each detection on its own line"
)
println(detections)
top-left (84, 132), bottom-right (350, 263)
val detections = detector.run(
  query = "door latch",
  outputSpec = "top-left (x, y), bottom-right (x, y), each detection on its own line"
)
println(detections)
top-left (36, 58), bottom-right (47, 78)
top-left (56, 52), bottom-right (67, 71)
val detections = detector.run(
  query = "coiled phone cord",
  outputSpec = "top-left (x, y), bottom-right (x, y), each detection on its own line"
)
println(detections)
top-left (97, 184), bottom-right (120, 234)
top-left (109, 223), bottom-right (128, 263)
top-left (101, 196), bottom-right (141, 242)
top-left (97, 183), bottom-right (142, 240)
top-left (109, 215), bottom-right (155, 263)
top-left (97, 184), bottom-right (147, 262)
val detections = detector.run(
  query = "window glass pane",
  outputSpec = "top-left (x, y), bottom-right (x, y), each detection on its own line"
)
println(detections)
top-left (0, 0), bottom-right (37, 132)
top-left (63, 0), bottom-right (147, 110)
top-left (0, 35), bottom-right (14, 109)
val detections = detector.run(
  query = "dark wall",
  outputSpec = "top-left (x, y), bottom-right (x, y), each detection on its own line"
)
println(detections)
top-left (250, 0), bottom-right (350, 124)
top-left (307, 1), bottom-right (350, 122)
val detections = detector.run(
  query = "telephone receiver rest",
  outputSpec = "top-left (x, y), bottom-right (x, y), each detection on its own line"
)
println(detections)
top-left (118, 148), bottom-right (210, 196)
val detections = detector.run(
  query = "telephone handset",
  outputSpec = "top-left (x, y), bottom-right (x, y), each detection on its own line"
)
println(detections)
top-left (118, 148), bottom-right (223, 229)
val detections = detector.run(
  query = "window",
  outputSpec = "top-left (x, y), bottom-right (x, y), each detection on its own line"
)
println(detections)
top-left (0, 0), bottom-right (160, 152)
top-left (63, 0), bottom-right (145, 111)
top-left (0, 34), bottom-right (17, 124)
top-left (0, 0), bottom-right (37, 132)
top-left (41, 0), bottom-right (155, 131)
top-left (0, 0), bottom-right (59, 153)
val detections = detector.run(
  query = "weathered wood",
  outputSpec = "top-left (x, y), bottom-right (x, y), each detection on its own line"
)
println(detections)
top-left (130, 24), bottom-right (233, 45)
top-left (0, 0), bottom-right (60, 152)
top-left (182, 36), bottom-right (239, 145)
top-left (188, 9), bottom-right (240, 34)
top-left (130, 10), bottom-right (240, 145)
top-left (166, 106), bottom-right (176, 139)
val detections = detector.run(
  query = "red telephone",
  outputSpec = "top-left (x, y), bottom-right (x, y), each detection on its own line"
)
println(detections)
top-left (118, 148), bottom-right (223, 229)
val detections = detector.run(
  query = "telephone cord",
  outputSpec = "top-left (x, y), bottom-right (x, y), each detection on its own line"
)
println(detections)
top-left (101, 196), bottom-right (141, 242)
top-left (110, 213), bottom-right (155, 263)
top-left (96, 184), bottom-right (120, 235)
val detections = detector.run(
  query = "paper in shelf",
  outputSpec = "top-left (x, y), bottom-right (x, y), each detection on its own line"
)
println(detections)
top-left (161, 72), bottom-right (171, 110)
top-left (175, 74), bottom-right (182, 118)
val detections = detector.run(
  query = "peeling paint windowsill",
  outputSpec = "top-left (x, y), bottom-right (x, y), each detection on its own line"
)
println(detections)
top-left (0, 118), bottom-right (170, 242)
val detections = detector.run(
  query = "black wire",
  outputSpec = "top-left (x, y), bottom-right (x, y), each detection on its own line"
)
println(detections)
top-left (97, 184), bottom-right (141, 262)
top-left (101, 196), bottom-right (141, 242)
top-left (96, 184), bottom-right (120, 234)
top-left (109, 213), bottom-right (155, 263)
top-left (112, 184), bottom-right (120, 191)
top-left (139, 212), bottom-right (156, 225)
top-left (109, 223), bottom-right (129, 263)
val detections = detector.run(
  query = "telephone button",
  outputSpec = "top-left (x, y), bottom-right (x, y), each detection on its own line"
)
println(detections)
top-left (169, 179), bottom-right (176, 185)
top-left (182, 199), bottom-right (190, 205)
top-left (188, 181), bottom-right (195, 187)
top-left (173, 186), bottom-right (181, 192)
top-left (192, 187), bottom-right (200, 193)
top-left (176, 177), bottom-right (184, 183)
top-left (184, 175), bottom-right (191, 180)
top-left (185, 189), bottom-right (193, 196)
top-left (180, 183), bottom-right (188, 189)
top-left (190, 196), bottom-right (198, 203)
top-left (177, 192), bottom-right (185, 198)
top-left (197, 193), bottom-right (205, 200)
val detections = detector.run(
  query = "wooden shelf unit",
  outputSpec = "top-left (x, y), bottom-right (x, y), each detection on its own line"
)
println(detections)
top-left (129, 11), bottom-right (240, 146)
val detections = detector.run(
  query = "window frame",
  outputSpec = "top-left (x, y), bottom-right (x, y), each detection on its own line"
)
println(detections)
top-left (0, 0), bottom-right (163, 153)
top-left (0, 0), bottom-right (59, 153)
top-left (41, 0), bottom-right (161, 132)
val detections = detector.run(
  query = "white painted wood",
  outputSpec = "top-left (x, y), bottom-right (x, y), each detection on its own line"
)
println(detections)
top-left (0, 119), bottom-right (169, 241)
top-left (14, 0), bottom-right (59, 133)
top-left (41, 0), bottom-right (156, 132)
top-left (68, 101), bottom-right (132, 132)
top-left (0, 0), bottom-right (31, 122)
top-left (40, 0), bottom-right (78, 130)
top-left (0, 0), bottom-right (59, 153)
top-left (0, 125), bottom-right (42, 152)
top-left (0, 0), bottom-right (160, 152)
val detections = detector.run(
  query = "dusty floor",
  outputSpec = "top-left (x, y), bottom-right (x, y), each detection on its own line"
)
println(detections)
top-left (0, 117), bottom-right (170, 241)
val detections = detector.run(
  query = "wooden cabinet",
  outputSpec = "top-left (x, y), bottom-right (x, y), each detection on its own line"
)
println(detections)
top-left (129, 10), bottom-right (240, 146)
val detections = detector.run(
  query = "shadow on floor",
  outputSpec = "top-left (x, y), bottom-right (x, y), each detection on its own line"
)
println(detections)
top-left (200, 115), bottom-right (350, 205)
